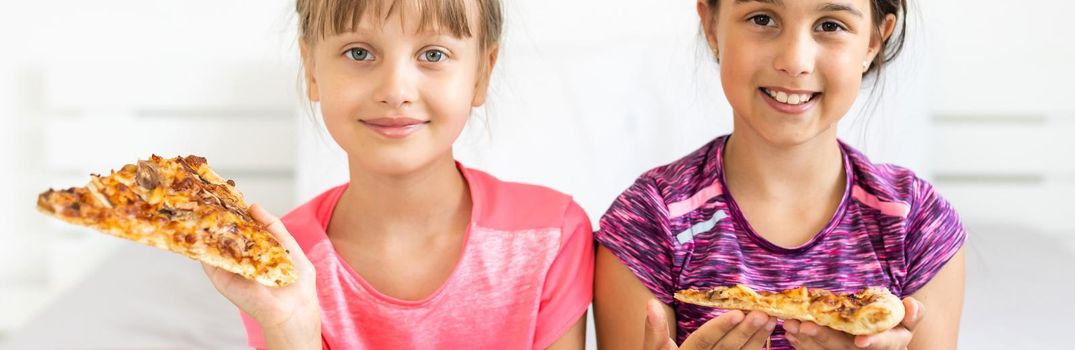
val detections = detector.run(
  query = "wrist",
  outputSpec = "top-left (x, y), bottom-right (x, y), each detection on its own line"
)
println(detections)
top-left (261, 312), bottom-right (321, 350)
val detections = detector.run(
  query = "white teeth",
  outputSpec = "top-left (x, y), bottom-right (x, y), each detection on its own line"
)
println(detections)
top-left (765, 88), bottom-right (815, 105)
top-left (788, 94), bottom-right (801, 104)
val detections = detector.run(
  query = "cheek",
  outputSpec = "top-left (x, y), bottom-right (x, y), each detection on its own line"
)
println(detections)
top-left (422, 71), bottom-right (478, 125)
top-left (319, 75), bottom-right (368, 115)
top-left (818, 55), bottom-right (865, 114)
top-left (720, 43), bottom-right (766, 107)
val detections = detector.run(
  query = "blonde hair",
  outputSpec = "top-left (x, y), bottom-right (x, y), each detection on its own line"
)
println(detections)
top-left (295, 0), bottom-right (502, 52)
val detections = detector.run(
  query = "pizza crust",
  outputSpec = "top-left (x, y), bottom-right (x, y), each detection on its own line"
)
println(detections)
top-left (675, 285), bottom-right (904, 335)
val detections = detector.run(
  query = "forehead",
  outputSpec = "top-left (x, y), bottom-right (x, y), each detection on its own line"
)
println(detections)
top-left (728, 0), bottom-right (871, 18)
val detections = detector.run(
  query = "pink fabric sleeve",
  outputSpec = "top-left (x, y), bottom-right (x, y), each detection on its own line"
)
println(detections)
top-left (532, 201), bottom-right (595, 349)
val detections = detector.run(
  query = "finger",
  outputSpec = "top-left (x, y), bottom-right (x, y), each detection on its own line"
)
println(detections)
top-left (680, 310), bottom-right (744, 350)
top-left (200, 261), bottom-right (252, 293)
top-left (787, 332), bottom-right (824, 350)
top-left (710, 311), bottom-right (771, 350)
top-left (249, 204), bottom-right (305, 262)
top-left (853, 326), bottom-right (913, 349)
top-left (250, 204), bottom-right (288, 239)
top-left (740, 317), bottom-right (777, 350)
top-left (899, 297), bottom-right (923, 331)
top-left (783, 319), bottom-right (801, 335)
top-left (798, 322), bottom-right (856, 350)
top-left (644, 299), bottom-right (678, 350)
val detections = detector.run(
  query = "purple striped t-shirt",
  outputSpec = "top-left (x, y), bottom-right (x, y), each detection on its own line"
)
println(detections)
top-left (596, 135), bottom-right (966, 348)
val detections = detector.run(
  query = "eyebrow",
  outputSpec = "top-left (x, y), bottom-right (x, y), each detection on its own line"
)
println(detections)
top-left (734, 0), bottom-right (865, 18)
top-left (734, 0), bottom-right (783, 5)
top-left (818, 3), bottom-right (864, 18)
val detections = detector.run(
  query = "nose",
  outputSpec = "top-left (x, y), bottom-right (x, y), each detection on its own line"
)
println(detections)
top-left (372, 60), bottom-right (416, 109)
top-left (773, 29), bottom-right (817, 77)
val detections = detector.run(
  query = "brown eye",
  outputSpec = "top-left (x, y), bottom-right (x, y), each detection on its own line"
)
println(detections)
top-left (817, 21), bottom-right (846, 32)
top-left (750, 15), bottom-right (776, 27)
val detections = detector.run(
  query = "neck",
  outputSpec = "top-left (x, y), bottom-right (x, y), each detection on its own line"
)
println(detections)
top-left (336, 153), bottom-right (471, 238)
top-left (723, 124), bottom-right (845, 201)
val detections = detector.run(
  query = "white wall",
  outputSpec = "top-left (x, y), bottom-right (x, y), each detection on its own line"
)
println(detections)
top-left (0, 0), bottom-right (303, 337)
top-left (924, 0), bottom-right (1075, 236)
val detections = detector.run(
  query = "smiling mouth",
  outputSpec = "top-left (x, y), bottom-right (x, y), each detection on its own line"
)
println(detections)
top-left (358, 118), bottom-right (430, 138)
top-left (760, 88), bottom-right (822, 106)
top-left (360, 118), bottom-right (429, 127)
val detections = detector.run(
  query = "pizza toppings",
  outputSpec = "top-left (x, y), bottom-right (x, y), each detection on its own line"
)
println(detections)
top-left (675, 284), bottom-right (904, 335)
top-left (37, 155), bottom-right (297, 287)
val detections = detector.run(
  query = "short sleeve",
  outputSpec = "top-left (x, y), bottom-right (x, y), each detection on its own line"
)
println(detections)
top-left (594, 176), bottom-right (676, 304)
top-left (901, 177), bottom-right (967, 296)
top-left (532, 201), bottom-right (595, 349)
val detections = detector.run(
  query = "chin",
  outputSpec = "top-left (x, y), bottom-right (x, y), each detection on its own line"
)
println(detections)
top-left (346, 142), bottom-right (452, 177)
top-left (752, 124), bottom-right (832, 148)
top-left (362, 154), bottom-right (432, 176)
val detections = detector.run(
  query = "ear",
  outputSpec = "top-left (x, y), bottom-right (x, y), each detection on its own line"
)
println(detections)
top-left (299, 40), bottom-right (320, 102)
top-left (697, 0), bottom-right (719, 58)
top-left (866, 13), bottom-right (897, 65)
top-left (471, 45), bottom-right (500, 107)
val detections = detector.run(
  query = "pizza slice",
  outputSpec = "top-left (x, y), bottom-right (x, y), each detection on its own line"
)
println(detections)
top-left (37, 155), bottom-right (297, 287)
top-left (675, 284), bottom-right (904, 335)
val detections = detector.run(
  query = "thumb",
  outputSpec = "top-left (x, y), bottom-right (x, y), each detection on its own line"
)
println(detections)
top-left (644, 299), bottom-right (678, 350)
top-left (900, 297), bottom-right (924, 331)
top-left (249, 204), bottom-right (304, 259)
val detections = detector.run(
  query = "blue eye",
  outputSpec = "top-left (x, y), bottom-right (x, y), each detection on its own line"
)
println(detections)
top-left (420, 49), bottom-right (446, 62)
top-left (816, 21), bottom-right (847, 32)
top-left (749, 14), bottom-right (777, 27)
top-left (346, 48), bottom-right (373, 61)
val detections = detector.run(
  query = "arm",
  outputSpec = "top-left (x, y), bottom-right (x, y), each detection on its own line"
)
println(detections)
top-left (595, 245), bottom-right (675, 350)
top-left (545, 313), bottom-right (588, 350)
top-left (534, 201), bottom-right (594, 350)
top-left (907, 247), bottom-right (965, 349)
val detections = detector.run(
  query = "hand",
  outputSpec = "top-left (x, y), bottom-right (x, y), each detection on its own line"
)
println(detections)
top-left (644, 299), bottom-right (777, 350)
top-left (783, 297), bottom-right (923, 350)
top-left (201, 204), bottom-right (319, 329)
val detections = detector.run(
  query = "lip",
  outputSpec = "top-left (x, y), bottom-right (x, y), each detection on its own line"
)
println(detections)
top-left (759, 88), bottom-right (821, 115)
top-left (359, 117), bottom-right (429, 138)
top-left (762, 86), bottom-right (820, 95)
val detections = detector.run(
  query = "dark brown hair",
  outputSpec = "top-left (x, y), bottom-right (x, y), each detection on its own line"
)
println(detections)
top-left (705, 0), bottom-right (908, 77)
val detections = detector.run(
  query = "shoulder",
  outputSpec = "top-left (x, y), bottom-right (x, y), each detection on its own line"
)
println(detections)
top-left (627, 135), bottom-right (728, 205)
top-left (838, 140), bottom-right (950, 220)
top-left (842, 142), bottom-right (925, 218)
top-left (462, 166), bottom-right (584, 232)
top-left (279, 184), bottom-right (346, 253)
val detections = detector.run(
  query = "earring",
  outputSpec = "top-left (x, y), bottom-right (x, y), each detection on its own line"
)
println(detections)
top-left (714, 49), bottom-right (721, 64)
top-left (862, 60), bottom-right (871, 72)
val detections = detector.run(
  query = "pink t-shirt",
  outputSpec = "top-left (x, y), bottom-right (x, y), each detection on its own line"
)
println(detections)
top-left (241, 164), bottom-right (594, 349)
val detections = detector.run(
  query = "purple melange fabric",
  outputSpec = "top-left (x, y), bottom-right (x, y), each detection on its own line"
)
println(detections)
top-left (597, 135), bottom-right (966, 348)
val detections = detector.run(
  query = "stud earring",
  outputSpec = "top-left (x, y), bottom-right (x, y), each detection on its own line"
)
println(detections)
top-left (862, 60), bottom-right (871, 72)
